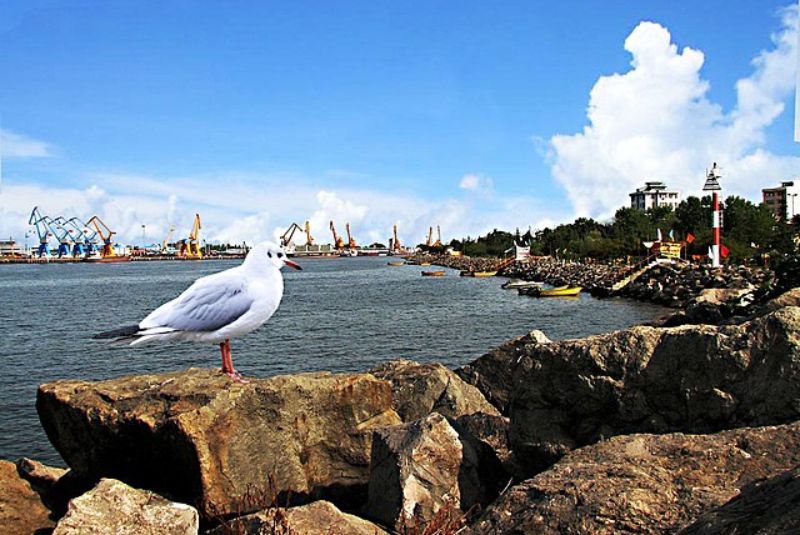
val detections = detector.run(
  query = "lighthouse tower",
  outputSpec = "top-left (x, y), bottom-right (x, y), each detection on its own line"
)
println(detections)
top-left (703, 162), bottom-right (723, 267)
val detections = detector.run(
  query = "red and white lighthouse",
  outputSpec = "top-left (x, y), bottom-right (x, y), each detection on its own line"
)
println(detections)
top-left (703, 162), bottom-right (723, 267)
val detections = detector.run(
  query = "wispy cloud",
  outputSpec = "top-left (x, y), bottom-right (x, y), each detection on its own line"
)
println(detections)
top-left (0, 129), bottom-right (55, 159)
top-left (548, 5), bottom-right (799, 218)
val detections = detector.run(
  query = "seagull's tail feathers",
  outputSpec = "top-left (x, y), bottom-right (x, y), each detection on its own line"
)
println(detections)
top-left (93, 325), bottom-right (177, 346)
top-left (92, 325), bottom-right (140, 340)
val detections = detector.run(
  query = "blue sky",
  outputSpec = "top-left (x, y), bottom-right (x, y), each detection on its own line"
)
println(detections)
top-left (0, 1), bottom-right (797, 246)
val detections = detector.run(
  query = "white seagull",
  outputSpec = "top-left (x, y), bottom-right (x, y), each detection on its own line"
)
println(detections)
top-left (94, 241), bottom-right (301, 381)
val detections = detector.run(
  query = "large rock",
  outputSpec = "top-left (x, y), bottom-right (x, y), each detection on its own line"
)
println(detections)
top-left (469, 422), bottom-right (800, 534)
top-left (210, 500), bottom-right (389, 535)
top-left (463, 307), bottom-right (800, 474)
top-left (678, 465), bottom-right (800, 535)
top-left (456, 330), bottom-right (552, 414)
top-left (37, 368), bottom-right (401, 517)
top-left (365, 412), bottom-right (491, 531)
top-left (53, 478), bottom-right (198, 535)
top-left (0, 459), bottom-right (54, 535)
top-left (370, 359), bottom-right (499, 421)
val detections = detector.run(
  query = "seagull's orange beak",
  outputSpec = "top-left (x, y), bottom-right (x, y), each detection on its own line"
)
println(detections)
top-left (284, 259), bottom-right (302, 270)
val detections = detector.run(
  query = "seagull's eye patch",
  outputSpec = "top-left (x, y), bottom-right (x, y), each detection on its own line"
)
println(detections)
top-left (267, 252), bottom-right (273, 258)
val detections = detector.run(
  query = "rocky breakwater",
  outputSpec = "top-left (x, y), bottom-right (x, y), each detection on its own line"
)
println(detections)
top-left (503, 257), bottom-right (772, 309)
top-left (12, 295), bottom-right (800, 533)
top-left (411, 253), bottom-right (506, 273)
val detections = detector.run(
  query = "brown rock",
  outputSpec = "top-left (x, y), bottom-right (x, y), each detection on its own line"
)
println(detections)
top-left (456, 330), bottom-right (551, 414)
top-left (365, 413), bottom-right (478, 531)
top-left (16, 457), bottom-right (68, 491)
top-left (469, 422), bottom-right (800, 534)
top-left (53, 478), bottom-right (198, 535)
top-left (0, 459), bottom-right (54, 535)
top-left (370, 359), bottom-right (499, 421)
top-left (37, 368), bottom-right (401, 517)
top-left (678, 465), bottom-right (800, 535)
top-left (495, 307), bottom-right (800, 474)
top-left (454, 412), bottom-right (518, 478)
top-left (211, 500), bottom-right (389, 535)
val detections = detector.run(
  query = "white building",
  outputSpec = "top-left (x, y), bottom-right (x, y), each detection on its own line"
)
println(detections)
top-left (629, 181), bottom-right (681, 211)
top-left (762, 180), bottom-right (800, 221)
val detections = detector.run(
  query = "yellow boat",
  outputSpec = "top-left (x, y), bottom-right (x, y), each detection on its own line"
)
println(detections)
top-left (460, 270), bottom-right (497, 278)
top-left (421, 270), bottom-right (446, 277)
top-left (537, 286), bottom-right (582, 297)
top-left (419, 262), bottom-right (432, 266)
top-left (387, 261), bottom-right (405, 266)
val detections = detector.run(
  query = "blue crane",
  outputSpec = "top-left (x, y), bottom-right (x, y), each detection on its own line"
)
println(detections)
top-left (43, 216), bottom-right (74, 258)
top-left (53, 216), bottom-right (85, 257)
top-left (67, 217), bottom-right (99, 257)
top-left (28, 207), bottom-right (53, 257)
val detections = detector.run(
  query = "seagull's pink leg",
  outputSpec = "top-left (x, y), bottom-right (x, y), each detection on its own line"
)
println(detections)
top-left (222, 339), bottom-right (249, 384)
top-left (220, 340), bottom-right (232, 374)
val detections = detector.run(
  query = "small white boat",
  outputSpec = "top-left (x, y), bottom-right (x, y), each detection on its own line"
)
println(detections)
top-left (502, 279), bottom-right (544, 290)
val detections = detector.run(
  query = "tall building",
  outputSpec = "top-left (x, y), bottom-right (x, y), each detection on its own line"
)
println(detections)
top-left (629, 181), bottom-right (681, 211)
top-left (762, 181), bottom-right (800, 220)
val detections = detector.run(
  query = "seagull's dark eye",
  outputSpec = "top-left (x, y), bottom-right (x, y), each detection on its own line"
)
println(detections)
top-left (267, 252), bottom-right (273, 258)
top-left (277, 252), bottom-right (284, 258)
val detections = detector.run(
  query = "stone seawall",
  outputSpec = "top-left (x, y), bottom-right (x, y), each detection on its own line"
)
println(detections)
top-left (4, 290), bottom-right (800, 533)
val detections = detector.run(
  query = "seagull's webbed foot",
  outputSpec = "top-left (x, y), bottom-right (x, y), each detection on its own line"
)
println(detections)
top-left (225, 369), bottom-right (250, 384)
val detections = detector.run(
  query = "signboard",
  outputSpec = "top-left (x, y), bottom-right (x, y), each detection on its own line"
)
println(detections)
top-left (655, 241), bottom-right (682, 259)
top-left (515, 245), bottom-right (531, 262)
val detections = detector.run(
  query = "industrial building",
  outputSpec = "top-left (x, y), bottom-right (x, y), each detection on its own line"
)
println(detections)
top-left (762, 180), bottom-right (800, 221)
top-left (629, 181), bottom-right (681, 211)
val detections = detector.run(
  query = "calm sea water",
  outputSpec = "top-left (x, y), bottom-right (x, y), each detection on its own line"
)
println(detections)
top-left (0, 256), bottom-right (667, 465)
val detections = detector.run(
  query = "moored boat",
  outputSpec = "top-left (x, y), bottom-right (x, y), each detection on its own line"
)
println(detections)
top-left (460, 270), bottom-right (497, 278)
top-left (83, 255), bottom-right (132, 263)
top-left (421, 270), bottom-right (446, 277)
top-left (387, 261), bottom-right (405, 266)
top-left (522, 285), bottom-right (582, 297)
top-left (502, 279), bottom-right (544, 290)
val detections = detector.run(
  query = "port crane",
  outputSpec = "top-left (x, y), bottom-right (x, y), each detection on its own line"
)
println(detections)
top-left (28, 207), bottom-right (52, 257)
top-left (392, 224), bottom-right (402, 252)
top-left (178, 214), bottom-right (203, 258)
top-left (329, 221), bottom-right (345, 250)
top-left (162, 225), bottom-right (176, 253)
top-left (304, 221), bottom-right (314, 245)
top-left (44, 216), bottom-right (75, 257)
top-left (67, 217), bottom-right (99, 257)
top-left (53, 216), bottom-right (86, 257)
top-left (434, 226), bottom-right (443, 248)
top-left (86, 215), bottom-right (118, 258)
top-left (345, 223), bottom-right (357, 249)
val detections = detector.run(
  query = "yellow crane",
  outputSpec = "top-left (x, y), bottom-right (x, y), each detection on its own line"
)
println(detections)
top-left (346, 223), bottom-right (357, 249)
top-left (162, 225), bottom-right (176, 253)
top-left (304, 221), bottom-right (314, 246)
top-left (86, 215), bottom-right (117, 258)
top-left (179, 214), bottom-right (202, 258)
top-left (392, 224), bottom-right (402, 252)
top-left (330, 221), bottom-right (345, 250)
top-left (434, 225), bottom-right (443, 248)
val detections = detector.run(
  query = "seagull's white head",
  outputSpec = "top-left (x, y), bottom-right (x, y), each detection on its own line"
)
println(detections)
top-left (245, 242), bottom-right (302, 271)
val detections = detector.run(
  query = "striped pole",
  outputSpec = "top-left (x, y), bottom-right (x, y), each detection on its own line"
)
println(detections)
top-left (703, 163), bottom-right (722, 268)
top-left (711, 191), bottom-right (720, 267)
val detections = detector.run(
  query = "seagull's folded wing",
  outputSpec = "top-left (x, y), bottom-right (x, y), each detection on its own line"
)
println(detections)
top-left (140, 273), bottom-right (255, 332)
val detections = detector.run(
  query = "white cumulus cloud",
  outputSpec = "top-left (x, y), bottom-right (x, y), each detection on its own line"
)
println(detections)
top-left (548, 6), bottom-right (799, 218)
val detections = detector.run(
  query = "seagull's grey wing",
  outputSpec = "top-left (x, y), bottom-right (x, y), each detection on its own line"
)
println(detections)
top-left (140, 274), bottom-right (255, 332)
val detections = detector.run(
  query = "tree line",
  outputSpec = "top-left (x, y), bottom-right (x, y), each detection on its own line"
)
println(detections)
top-left (435, 196), bottom-right (798, 263)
